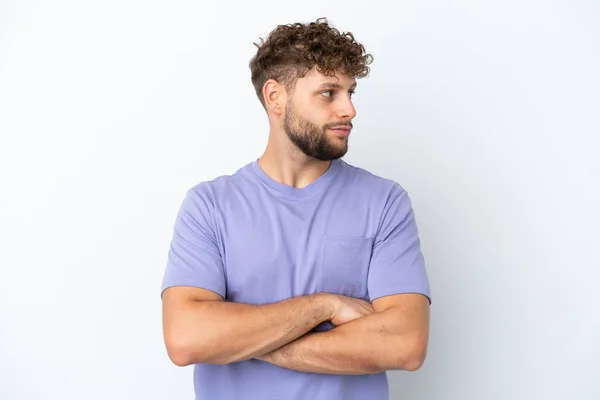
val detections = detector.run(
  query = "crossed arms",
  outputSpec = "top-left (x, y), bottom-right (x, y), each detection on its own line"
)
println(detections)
top-left (161, 286), bottom-right (430, 374)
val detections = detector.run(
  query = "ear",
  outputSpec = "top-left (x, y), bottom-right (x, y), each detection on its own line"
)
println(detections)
top-left (263, 79), bottom-right (286, 116)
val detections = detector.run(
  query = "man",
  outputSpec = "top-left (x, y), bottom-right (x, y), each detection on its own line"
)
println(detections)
top-left (161, 17), bottom-right (431, 400)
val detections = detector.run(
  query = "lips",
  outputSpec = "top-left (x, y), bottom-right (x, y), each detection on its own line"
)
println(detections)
top-left (329, 127), bottom-right (351, 137)
top-left (329, 125), bottom-right (352, 131)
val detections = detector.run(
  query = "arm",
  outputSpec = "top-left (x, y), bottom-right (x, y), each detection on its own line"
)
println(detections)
top-left (161, 188), bottom-right (334, 367)
top-left (258, 293), bottom-right (430, 374)
top-left (162, 286), bottom-right (333, 366)
top-left (259, 186), bottom-right (432, 374)
top-left (162, 288), bottom-right (374, 367)
top-left (160, 188), bottom-right (372, 367)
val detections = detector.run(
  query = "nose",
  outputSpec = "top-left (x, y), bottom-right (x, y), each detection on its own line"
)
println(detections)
top-left (337, 95), bottom-right (357, 120)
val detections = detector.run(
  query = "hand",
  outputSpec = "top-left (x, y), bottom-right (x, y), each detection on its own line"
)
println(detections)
top-left (327, 294), bottom-right (375, 326)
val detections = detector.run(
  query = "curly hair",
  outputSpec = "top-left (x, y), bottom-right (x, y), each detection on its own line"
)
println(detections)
top-left (249, 18), bottom-right (374, 108)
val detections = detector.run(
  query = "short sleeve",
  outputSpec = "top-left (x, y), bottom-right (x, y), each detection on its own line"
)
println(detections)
top-left (161, 186), bottom-right (226, 298)
top-left (367, 185), bottom-right (431, 304)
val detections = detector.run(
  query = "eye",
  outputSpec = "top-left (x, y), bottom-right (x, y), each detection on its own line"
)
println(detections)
top-left (320, 90), bottom-right (356, 99)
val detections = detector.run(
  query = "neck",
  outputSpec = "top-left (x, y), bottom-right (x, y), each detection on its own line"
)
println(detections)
top-left (257, 131), bottom-right (332, 189)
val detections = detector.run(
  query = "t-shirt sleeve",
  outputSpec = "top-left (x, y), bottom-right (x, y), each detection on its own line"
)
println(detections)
top-left (367, 185), bottom-right (431, 304)
top-left (160, 186), bottom-right (226, 298)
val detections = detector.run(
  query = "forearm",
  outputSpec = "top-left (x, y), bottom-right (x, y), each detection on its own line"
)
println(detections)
top-left (164, 293), bottom-right (332, 366)
top-left (258, 308), bottom-right (425, 374)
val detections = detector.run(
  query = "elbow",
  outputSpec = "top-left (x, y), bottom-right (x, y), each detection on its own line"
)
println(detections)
top-left (402, 351), bottom-right (426, 371)
top-left (165, 335), bottom-right (195, 367)
top-left (388, 338), bottom-right (428, 372)
top-left (164, 332), bottom-right (211, 367)
top-left (164, 333), bottom-right (233, 366)
top-left (168, 350), bottom-right (192, 367)
top-left (390, 349), bottom-right (426, 372)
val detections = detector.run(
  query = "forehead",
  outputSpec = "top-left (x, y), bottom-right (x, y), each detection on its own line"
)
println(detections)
top-left (296, 68), bottom-right (357, 90)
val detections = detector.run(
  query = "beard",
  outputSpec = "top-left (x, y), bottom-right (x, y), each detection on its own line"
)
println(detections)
top-left (283, 100), bottom-right (350, 161)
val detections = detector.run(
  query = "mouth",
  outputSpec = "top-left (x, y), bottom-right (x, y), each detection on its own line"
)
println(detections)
top-left (328, 126), bottom-right (352, 137)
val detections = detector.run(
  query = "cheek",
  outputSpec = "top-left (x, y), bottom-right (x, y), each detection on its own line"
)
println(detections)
top-left (298, 108), bottom-right (325, 127)
top-left (308, 105), bottom-right (333, 125)
top-left (296, 97), bottom-right (333, 126)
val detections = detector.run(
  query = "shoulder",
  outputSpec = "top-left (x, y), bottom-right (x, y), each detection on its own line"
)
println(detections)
top-left (339, 159), bottom-right (407, 200)
top-left (187, 162), bottom-right (252, 199)
top-left (180, 162), bottom-right (253, 214)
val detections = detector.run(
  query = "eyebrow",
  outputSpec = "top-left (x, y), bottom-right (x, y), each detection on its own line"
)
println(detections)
top-left (317, 82), bottom-right (357, 91)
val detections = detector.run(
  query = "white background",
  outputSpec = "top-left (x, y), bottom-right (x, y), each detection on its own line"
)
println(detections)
top-left (1, 1), bottom-right (599, 399)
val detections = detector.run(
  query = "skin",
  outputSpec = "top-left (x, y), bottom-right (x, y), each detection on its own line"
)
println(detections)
top-left (257, 67), bottom-right (358, 189)
top-left (161, 67), bottom-right (430, 373)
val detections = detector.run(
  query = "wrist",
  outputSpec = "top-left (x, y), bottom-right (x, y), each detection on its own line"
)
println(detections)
top-left (256, 352), bottom-right (272, 362)
top-left (312, 292), bottom-right (335, 322)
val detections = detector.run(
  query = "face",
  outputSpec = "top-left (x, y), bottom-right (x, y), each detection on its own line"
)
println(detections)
top-left (282, 69), bottom-right (357, 161)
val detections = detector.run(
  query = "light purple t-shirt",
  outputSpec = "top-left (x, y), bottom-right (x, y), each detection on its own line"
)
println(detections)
top-left (161, 158), bottom-right (431, 400)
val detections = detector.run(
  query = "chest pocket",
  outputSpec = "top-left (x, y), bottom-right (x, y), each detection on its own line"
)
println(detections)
top-left (318, 235), bottom-right (373, 299)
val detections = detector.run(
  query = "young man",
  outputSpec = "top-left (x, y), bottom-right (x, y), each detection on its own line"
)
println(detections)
top-left (161, 18), bottom-right (431, 400)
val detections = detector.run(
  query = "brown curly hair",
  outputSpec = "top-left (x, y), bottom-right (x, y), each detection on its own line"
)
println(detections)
top-left (249, 18), bottom-right (374, 108)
